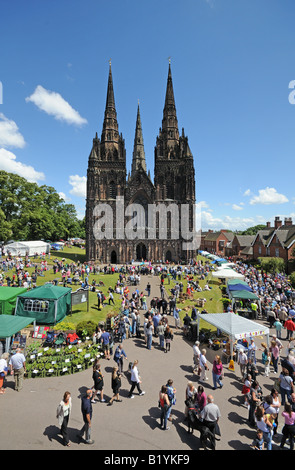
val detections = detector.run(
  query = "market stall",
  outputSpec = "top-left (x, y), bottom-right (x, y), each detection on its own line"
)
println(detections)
top-left (196, 311), bottom-right (269, 360)
top-left (0, 287), bottom-right (27, 315)
top-left (0, 314), bottom-right (36, 352)
top-left (15, 284), bottom-right (72, 325)
top-left (3, 240), bottom-right (50, 257)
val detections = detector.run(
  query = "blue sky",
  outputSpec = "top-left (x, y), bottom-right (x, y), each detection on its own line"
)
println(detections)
top-left (0, 0), bottom-right (295, 231)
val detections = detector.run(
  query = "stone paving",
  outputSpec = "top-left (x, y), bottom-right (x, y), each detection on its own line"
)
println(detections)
top-left (0, 272), bottom-right (288, 452)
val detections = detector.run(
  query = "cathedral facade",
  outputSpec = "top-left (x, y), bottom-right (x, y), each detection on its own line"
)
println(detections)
top-left (86, 63), bottom-right (196, 264)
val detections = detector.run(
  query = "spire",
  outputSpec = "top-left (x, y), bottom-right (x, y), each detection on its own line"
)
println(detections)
top-left (101, 61), bottom-right (119, 145)
top-left (131, 102), bottom-right (147, 176)
top-left (161, 62), bottom-right (179, 143)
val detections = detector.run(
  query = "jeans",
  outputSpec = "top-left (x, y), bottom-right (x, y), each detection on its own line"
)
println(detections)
top-left (160, 405), bottom-right (171, 429)
top-left (147, 334), bottom-right (153, 350)
top-left (272, 355), bottom-right (278, 373)
top-left (280, 386), bottom-right (292, 406)
top-left (79, 420), bottom-right (91, 443)
top-left (212, 372), bottom-right (223, 389)
top-left (159, 334), bottom-right (164, 349)
top-left (262, 431), bottom-right (272, 450)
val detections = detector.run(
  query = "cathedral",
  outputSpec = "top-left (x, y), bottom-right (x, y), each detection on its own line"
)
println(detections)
top-left (86, 62), bottom-right (196, 264)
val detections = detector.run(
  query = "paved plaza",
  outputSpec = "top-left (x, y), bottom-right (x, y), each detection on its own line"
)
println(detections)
top-left (0, 272), bottom-right (288, 452)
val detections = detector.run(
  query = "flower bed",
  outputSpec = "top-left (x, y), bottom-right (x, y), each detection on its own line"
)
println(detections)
top-left (25, 341), bottom-right (103, 378)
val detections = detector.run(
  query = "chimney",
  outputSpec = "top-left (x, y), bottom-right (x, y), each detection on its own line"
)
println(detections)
top-left (284, 217), bottom-right (293, 226)
top-left (274, 217), bottom-right (282, 229)
top-left (266, 221), bottom-right (271, 228)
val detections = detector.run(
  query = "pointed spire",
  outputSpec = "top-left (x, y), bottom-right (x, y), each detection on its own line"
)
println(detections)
top-left (131, 102), bottom-right (147, 176)
top-left (101, 61), bottom-right (119, 145)
top-left (162, 62), bottom-right (179, 143)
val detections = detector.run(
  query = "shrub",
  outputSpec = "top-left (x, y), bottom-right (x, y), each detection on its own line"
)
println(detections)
top-left (76, 320), bottom-right (97, 340)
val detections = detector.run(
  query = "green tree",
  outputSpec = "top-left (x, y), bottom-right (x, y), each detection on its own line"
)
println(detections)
top-left (258, 257), bottom-right (285, 273)
top-left (0, 171), bottom-right (84, 242)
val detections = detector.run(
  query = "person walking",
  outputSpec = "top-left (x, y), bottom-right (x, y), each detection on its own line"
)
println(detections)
top-left (92, 363), bottom-right (105, 403)
top-left (212, 355), bottom-right (223, 390)
top-left (199, 349), bottom-right (209, 382)
top-left (159, 385), bottom-right (171, 431)
top-left (280, 402), bottom-right (295, 450)
top-left (200, 394), bottom-right (221, 449)
top-left (156, 320), bottom-right (165, 351)
top-left (237, 348), bottom-right (248, 379)
top-left (192, 341), bottom-right (201, 375)
top-left (9, 348), bottom-right (26, 392)
top-left (164, 325), bottom-right (173, 353)
top-left (128, 360), bottom-right (145, 398)
top-left (100, 328), bottom-right (111, 360)
top-left (166, 379), bottom-right (176, 423)
top-left (77, 389), bottom-right (94, 445)
top-left (108, 367), bottom-right (122, 406)
top-left (279, 368), bottom-right (294, 406)
top-left (255, 405), bottom-right (273, 451)
top-left (113, 344), bottom-right (127, 374)
top-left (270, 339), bottom-right (280, 374)
top-left (146, 320), bottom-right (154, 350)
top-left (56, 391), bottom-right (72, 447)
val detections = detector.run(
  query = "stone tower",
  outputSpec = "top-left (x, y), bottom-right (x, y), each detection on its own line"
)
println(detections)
top-left (86, 62), bottom-right (196, 264)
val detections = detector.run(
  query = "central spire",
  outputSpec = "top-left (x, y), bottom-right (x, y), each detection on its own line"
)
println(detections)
top-left (131, 103), bottom-right (147, 176)
top-left (161, 62), bottom-right (179, 143)
top-left (101, 61), bottom-right (119, 145)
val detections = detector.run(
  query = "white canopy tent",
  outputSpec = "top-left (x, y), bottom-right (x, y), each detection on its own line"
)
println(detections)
top-left (196, 312), bottom-right (269, 359)
top-left (3, 241), bottom-right (50, 257)
top-left (211, 269), bottom-right (245, 280)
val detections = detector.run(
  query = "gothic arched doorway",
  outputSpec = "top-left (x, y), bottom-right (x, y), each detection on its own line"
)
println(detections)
top-left (166, 250), bottom-right (172, 262)
top-left (136, 243), bottom-right (147, 261)
top-left (110, 250), bottom-right (117, 264)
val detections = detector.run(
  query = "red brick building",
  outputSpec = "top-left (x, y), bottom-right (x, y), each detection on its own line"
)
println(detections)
top-left (252, 217), bottom-right (295, 267)
top-left (200, 230), bottom-right (234, 257)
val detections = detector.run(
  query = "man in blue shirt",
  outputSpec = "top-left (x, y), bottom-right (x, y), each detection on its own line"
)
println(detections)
top-left (101, 328), bottom-right (110, 360)
top-left (77, 389), bottom-right (94, 444)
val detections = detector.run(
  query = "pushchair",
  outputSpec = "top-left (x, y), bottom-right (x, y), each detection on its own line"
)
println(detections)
top-left (43, 330), bottom-right (55, 347)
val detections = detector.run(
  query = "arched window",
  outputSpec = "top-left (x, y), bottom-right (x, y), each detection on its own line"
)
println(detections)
top-left (109, 181), bottom-right (116, 199)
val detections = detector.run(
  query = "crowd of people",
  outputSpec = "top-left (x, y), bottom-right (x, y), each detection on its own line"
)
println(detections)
top-left (2, 250), bottom-right (295, 450)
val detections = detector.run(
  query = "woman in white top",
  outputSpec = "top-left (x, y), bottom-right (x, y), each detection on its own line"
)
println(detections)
top-left (56, 391), bottom-right (72, 446)
top-left (199, 349), bottom-right (209, 382)
top-left (127, 360), bottom-right (145, 398)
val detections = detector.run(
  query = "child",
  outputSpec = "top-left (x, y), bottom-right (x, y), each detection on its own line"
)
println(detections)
top-left (242, 374), bottom-right (252, 407)
top-left (251, 430), bottom-right (264, 450)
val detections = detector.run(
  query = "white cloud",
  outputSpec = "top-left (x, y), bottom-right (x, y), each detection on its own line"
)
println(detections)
top-left (200, 208), bottom-right (266, 231)
top-left (232, 204), bottom-right (243, 211)
top-left (25, 85), bottom-right (87, 126)
top-left (0, 148), bottom-right (45, 183)
top-left (243, 189), bottom-right (251, 196)
top-left (249, 187), bottom-right (289, 205)
top-left (69, 175), bottom-right (86, 198)
top-left (196, 200), bottom-right (209, 209)
top-left (58, 191), bottom-right (71, 202)
top-left (0, 113), bottom-right (26, 148)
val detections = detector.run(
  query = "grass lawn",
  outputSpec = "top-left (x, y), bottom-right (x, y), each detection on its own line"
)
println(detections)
top-left (1, 249), bottom-right (224, 333)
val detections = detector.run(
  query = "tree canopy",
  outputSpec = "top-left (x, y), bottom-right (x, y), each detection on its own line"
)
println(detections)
top-left (0, 171), bottom-right (85, 242)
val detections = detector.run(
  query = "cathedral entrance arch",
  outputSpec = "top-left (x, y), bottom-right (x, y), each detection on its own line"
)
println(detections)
top-left (110, 250), bottom-right (117, 264)
top-left (166, 250), bottom-right (172, 262)
top-left (136, 243), bottom-right (147, 261)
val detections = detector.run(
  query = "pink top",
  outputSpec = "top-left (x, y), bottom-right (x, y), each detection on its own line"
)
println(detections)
top-left (282, 411), bottom-right (295, 425)
top-left (271, 345), bottom-right (279, 359)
